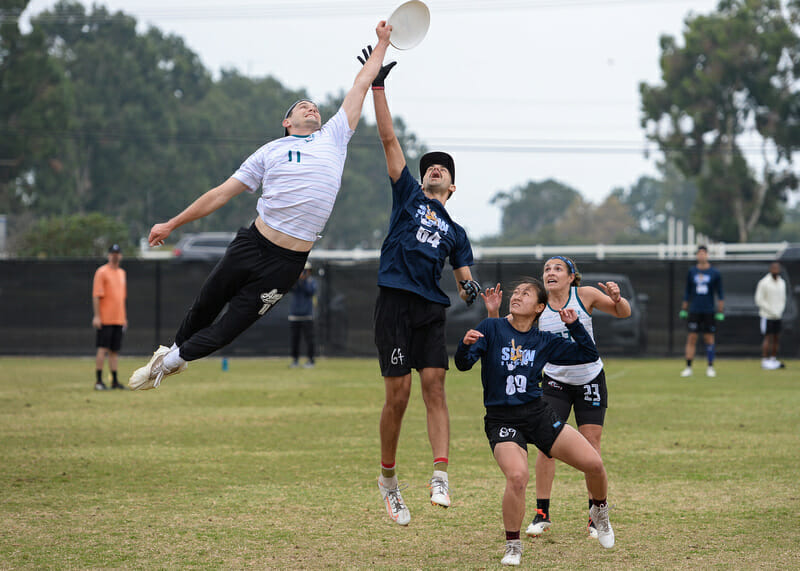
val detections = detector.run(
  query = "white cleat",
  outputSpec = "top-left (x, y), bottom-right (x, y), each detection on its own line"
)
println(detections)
top-left (429, 471), bottom-right (450, 508)
top-left (680, 367), bottom-right (693, 378)
top-left (128, 346), bottom-right (186, 390)
top-left (589, 503), bottom-right (615, 548)
top-left (378, 476), bottom-right (410, 526)
top-left (501, 539), bottom-right (522, 566)
top-left (525, 509), bottom-right (551, 537)
top-left (706, 366), bottom-right (716, 377)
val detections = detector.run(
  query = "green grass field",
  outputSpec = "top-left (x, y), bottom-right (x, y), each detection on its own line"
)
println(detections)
top-left (1, 356), bottom-right (798, 569)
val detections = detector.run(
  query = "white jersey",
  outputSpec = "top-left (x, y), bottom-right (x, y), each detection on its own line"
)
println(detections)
top-left (540, 287), bottom-right (604, 385)
top-left (754, 274), bottom-right (786, 320)
top-left (232, 107), bottom-right (354, 242)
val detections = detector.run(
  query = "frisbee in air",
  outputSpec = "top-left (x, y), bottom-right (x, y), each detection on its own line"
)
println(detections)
top-left (387, 0), bottom-right (430, 50)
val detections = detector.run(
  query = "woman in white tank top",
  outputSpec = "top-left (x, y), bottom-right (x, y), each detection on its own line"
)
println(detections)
top-left (483, 256), bottom-right (631, 539)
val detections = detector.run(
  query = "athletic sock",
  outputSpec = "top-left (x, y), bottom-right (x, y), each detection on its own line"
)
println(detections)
top-left (706, 344), bottom-right (715, 365)
top-left (163, 348), bottom-right (186, 372)
top-left (588, 498), bottom-right (594, 510)
top-left (433, 457), bottom-right (448, 473)
top-left (505, 530), bottom-right (520, 541)
top-left (686, 359), bottom-right (692, 367)
top-left (380, 461), bottom-right (396, 479)
top-left (536, 498), bottom-right (550, 517)
top-left (111, 371), bottom-right (118, 384)
top-left (96, 370), bottom-right (102, 383)
top-left (591, 498), bottom-right (607, 507)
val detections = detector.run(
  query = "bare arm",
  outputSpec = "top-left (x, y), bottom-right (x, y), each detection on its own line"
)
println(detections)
top-left (148, 177), bottom-right (250, 246)
top-left (371, 84), bottom-right (406, 181)
top-left (341, 21), bottom-right (392, 131)
top-left (92, 296), bottom-right (102, 329)
top-left (482, 283), bottom-right (503, 318)
top-left (579, 283), bottom-right (631, 318)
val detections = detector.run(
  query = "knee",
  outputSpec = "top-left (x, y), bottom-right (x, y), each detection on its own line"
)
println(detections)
top-left (506, 469), bottom-right (529, 493)
top-left (385, 392), bottom-right (410, 414)
top-left (583, 457), bottom-right (606, 479)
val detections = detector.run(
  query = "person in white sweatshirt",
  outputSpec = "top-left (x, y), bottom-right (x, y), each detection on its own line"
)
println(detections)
top-left (754, 262), bottom-right (787, 370)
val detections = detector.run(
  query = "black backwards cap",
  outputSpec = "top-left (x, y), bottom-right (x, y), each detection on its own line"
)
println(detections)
top-left (284, 99), bottom-right (316, 136)
top-left (419, 151), bottom-right (455, 184)
top-left (108, 244), bottom-right (122, 253)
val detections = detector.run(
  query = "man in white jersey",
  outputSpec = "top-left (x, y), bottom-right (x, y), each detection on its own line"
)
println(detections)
top-left (129, 21), bottom-right (393, 390)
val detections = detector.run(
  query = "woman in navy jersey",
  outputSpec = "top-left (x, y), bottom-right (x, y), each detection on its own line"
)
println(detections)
top-left (456, 278), bottom-right (615, 566)
top-left (483, 256), bottom-right (630, 542)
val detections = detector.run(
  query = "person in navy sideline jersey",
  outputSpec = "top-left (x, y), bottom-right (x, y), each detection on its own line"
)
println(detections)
top-left (679, 245), bottom-right (724, 379)
top-left (456, 278), bottom-right (615, 565)
top-left (288, 261), bottom-right (317, 369)
top-left (483, 256), bottom-right (630, 541)
top-left (128, 21), bottom-right (393, 390)
top-left (363, 53), bottom-right (481, 526)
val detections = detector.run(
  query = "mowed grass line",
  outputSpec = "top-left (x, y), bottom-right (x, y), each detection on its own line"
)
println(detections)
top-left (0, 357), bottom-right (798, 569)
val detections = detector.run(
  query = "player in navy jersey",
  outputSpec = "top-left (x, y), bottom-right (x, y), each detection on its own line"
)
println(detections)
top-left (483, 255), bottom-right (631, 541)
top-left (455, 278), bottom-right (615, 565)
top-left (129, 21), bottom-right (393, 390)
top-left (679, 245), bottom-right (724, 378)
top-left (363, 55), bottom-right (480, 525)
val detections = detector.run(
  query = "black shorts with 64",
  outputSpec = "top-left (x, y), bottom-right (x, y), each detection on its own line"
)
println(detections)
top-left (373, 286), bottom-right (449, 377)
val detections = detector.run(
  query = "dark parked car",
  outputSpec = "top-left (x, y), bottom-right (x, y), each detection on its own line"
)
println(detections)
top-left (173, 232), bottom-right (235, 261)
top-left (580, 273), bottom-right (648, 355)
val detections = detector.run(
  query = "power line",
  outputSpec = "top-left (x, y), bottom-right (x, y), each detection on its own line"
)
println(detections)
top-left (13, 0), bottom-right (711, 24)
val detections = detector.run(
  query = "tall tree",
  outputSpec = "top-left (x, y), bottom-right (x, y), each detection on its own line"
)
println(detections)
top-left (0, 0), bottom-right (68, 216)
top-left (487, 179), bottom-right (580, 245)
top-left (640, 0), bottom-right (800, 242)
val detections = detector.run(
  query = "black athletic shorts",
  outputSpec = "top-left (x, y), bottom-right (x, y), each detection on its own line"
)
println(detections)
top-left (542, 369), bottom-right (607, 427)
top-left (688, 312), bottom-right (716, 333)
top-left (484, 398), bottom-right (566, 457)
top-left (96, 325), bottom-right (124, 352)
top-left (374, 287), bottom-right (449, 377)
top-left (760, 317), bottom-right (782, 335)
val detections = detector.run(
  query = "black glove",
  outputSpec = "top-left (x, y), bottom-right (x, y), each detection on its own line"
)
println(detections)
top-left (460, 279), bottom-right (481, 307)
top-left (356, 44), bottom-right (397, 88)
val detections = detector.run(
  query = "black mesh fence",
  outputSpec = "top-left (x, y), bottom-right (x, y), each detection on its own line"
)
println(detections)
top-left (1, 258), bottom-right (798, 358)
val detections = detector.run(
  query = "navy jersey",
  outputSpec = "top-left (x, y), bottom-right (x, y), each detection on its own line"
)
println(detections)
top-left (684, 266), bottom-right (724, 313)
top-left (377, 166), bottom-right (474, 306)
top-left (454, 318), bottom-right (599, 407)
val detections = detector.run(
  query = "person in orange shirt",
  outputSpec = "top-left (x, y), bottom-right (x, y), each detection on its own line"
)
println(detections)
top-left (92, 244), bottom-right (127, 390)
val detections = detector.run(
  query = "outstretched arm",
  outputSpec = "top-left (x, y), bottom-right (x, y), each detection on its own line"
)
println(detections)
top-left (579, 283), bottom-right (631, 318)
top-left (341, 21), bottom-right (392, 131)
top-left (148, 177), bottom-right (249, 246)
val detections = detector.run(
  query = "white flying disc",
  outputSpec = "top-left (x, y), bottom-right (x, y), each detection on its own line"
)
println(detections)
top-left (387, 0), bottom-right (430, 50)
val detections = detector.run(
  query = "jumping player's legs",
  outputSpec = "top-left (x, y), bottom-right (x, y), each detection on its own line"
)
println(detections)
top-left (419, 367), bottom-right (449, 462)
top-left (380, 374), bottom-right (413, 465)
top-left (175, 226), bottom-right (306, 361)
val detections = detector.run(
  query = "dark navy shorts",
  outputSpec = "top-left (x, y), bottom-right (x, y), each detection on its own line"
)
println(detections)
top-left (688, 312), bottom-right (716, 334)
top-left (96, 325), bottom-right (124, 352)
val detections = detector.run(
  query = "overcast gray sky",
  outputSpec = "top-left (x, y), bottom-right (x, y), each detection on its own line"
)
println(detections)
top-left (23, 0), bottom-right (721, 238)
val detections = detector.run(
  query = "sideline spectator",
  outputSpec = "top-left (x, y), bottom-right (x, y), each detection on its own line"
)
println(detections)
top-left (288, 262), bottom-right (317, 368)
top-left (679, 245), bottom-right (724, 378)
top-left (755, 261), bottom-right (787, 370)
top-left (92, 244), bottom-right (127, 390)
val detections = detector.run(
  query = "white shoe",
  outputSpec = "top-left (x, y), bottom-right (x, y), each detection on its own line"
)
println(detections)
top-left (525, 509), bottom-right (551, 536)
top-left (128, 346), bottom-right (187, 390)
top-left (501, 539), bottom-right (522, 566)
top-left (378, 476), bottom-right (410, 526)
top-left (761, 359), bottom-right (771, 370)
top-left (588, 503), bottom-right (615, 548)
top-left (680, 367), bottom-right (693, 377)
top-left (429, 471), bottom-right (450, 508)
top-left (706, 366), bottom-right (716, 377)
